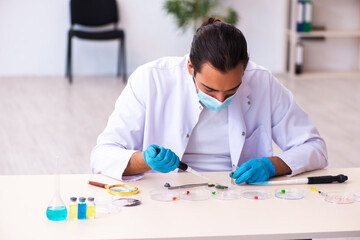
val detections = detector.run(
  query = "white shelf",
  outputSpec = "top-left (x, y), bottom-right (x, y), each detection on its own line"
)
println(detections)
top-left (287, 30), bottom-right (360, 38)
top-left (285, 0), bottom-right (360, 79)
top-left (286, 71), bottom-right (360, 80)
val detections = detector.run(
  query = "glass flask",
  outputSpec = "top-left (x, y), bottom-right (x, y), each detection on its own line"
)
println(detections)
top-left (46, 174), bottom-right (68, 221)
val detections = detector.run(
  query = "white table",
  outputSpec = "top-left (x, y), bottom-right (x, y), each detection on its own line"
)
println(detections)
top-left (0, 168), bottom-right (359, 240)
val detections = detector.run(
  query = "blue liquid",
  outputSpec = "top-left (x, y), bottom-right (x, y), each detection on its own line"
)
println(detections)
top-left (78, 203), bottom-right (87, 220)
top-left (46, 206), bottom-right (67, 221)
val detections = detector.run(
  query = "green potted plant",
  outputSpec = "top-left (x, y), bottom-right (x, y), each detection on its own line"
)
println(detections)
top-left (164, 0), bottom-right (238, 33)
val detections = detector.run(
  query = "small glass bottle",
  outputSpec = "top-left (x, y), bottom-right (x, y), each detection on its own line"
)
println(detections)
top-left (69, 197), bottom-right (78, 220)
top-left (86, 197), bottom-right (96, 219)
top-left (78, 197), bottom-right (87, 220)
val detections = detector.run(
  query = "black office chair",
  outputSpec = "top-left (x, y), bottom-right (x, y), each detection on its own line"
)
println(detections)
top-left (66, 0), bottom-right (126, 83)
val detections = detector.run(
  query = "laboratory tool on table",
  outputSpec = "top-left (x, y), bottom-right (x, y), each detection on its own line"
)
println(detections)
top-left (86, 197), bottom-right (96, 219)
top-left (231, 164), bottom-right (236, 185)
top-left (46, 156), bottom-right (67, 221)
top-left (354, 192), bottom-right (360, 202)
top-left (112, 198), bottom-right (141, 207)
top-left (310, 186), bottom-right (327, 196)
top-left (150, 189), bottom-right (180, 201)
top-left (241, 189), bottom-right (272, 200)
top-left (166, 182), bottom-right (209, 190)
top-left (250, 174), bottom-right (348, 185)
top-left (69, 197), bottom-right (78, 220)
top-left (211, 188), bottom-right (241, 200)
top-left (310, 186), bottom-right (354, 204)
top-left (88, 181), bottom-right (138, 196)
top-left (179, 189), bottom-right (210, 201)
top-left (95, 196), bottom-right (122, 214)
top-left (275, 188), bottom-right (304, 200)
top-left (78, 197), bottom-right (87, 220)
top-left (154, 148), bottom-right (217, 185)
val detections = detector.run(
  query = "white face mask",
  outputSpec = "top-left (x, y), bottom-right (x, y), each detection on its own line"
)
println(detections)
top-left (193, 74), bottom-right (237, 111)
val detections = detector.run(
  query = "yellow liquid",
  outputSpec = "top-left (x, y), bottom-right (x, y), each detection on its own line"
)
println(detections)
top-left (86, 206), bottom-right (95, 219)
top-left (69, 204), bottom-right (78, 220)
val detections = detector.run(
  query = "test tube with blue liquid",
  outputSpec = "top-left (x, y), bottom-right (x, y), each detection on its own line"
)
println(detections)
top-left (46, 156), bottom-right (67, 221)
top-left (78, 197), bottom-right (87, 220)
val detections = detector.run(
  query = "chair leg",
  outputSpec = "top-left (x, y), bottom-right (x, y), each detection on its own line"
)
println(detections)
top-left (119, 36), bottom-right (127, 82)
top-left (117, 39), bottom-right (121, 78)
top-left (66, 33), bottom-right (73, 84)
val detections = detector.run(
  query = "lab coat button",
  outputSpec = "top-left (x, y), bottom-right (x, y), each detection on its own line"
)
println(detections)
top-left (186, 134), bottom-right (190, 138)
top-left (247, 101), bottom-right (251, 105)
top-left (242, 131), bottom-right (245, 136)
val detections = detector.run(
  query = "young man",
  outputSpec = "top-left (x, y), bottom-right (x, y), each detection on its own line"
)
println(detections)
top-left (91, 18), bottom-right (327, 183)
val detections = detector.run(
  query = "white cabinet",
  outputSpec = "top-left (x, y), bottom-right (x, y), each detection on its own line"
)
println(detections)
top-left (285, 0), bottom-right (360, 79)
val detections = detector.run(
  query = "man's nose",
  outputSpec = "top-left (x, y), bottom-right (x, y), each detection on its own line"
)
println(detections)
top-left (213, 92), bottom-right (227, 102)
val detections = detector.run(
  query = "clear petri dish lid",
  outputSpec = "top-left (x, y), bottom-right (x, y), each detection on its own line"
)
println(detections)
top-left (211, 189), bottom-right (241, 200)
top-left (112, 197), bottom-right (141, 207)
top-left (179, 189), bottom-right (209, 201)
top-left (241, 189), bottom-right (272, 200)
top-left (325, 192), bottom-right (354, 204)
top-left (150, 189), bottom-right (179, 202)
top-left (275, 188), bottom-right (304, 200)
top-left (354, 192), bottom-right (360, 202)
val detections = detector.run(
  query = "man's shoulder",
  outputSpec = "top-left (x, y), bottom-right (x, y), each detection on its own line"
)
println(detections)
top-left (245, 61), bottom-right (271, 75)
top-left (140, 55), bottom-right (188, 72)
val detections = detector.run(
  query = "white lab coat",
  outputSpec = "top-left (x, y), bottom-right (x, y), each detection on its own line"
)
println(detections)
top-left (91, 56), bottom-right (328, 181)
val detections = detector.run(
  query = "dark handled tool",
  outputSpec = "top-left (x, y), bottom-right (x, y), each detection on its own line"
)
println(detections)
top-left (307, 174), bottom-right (348, 184)
top-left (250, 174), bottom-right (348, 185)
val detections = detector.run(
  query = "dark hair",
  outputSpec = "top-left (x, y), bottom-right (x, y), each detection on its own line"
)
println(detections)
top-left (190, 17), bottom-right (249, 75)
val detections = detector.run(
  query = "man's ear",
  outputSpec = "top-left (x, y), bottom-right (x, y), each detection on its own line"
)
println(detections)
top-left (187, 59), bottom-right (194, 76)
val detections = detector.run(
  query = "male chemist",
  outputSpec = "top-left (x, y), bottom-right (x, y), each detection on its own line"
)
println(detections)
top-left (91, 18), bottom-right (328, 183)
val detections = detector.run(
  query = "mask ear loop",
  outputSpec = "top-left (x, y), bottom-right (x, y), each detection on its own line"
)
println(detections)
top-left (192, 70), bottom-right (199, 94)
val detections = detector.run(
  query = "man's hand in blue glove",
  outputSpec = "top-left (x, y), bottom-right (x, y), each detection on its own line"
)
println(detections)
top-left (230, 157), bottom-right (276, 184)
top-left (143, 144), bottom-right (180, 173)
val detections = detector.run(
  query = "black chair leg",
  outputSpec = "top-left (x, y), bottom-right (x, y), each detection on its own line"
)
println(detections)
top-left (66, 33), bottom-right (73, 84)
top-left (117, 38), bottom-right (121, 78)
top-left (119, 36), bottom-right (126, 82)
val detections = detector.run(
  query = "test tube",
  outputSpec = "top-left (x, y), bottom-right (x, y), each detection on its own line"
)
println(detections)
top-left (86, 197), bottom-right (96, 219)
top-left (231, 164), bottom-right (237, 185)
top-left (69, 197), bottom-right (78, 220)
top-left (78, 197), bottom-right (86, 220)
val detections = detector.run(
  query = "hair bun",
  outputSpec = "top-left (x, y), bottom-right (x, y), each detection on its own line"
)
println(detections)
top-left (201, 17), bottom-right (222, 27)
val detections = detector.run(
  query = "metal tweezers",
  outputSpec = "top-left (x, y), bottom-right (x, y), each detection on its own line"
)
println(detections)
top-left (167, 183), bottom-right (208, 190)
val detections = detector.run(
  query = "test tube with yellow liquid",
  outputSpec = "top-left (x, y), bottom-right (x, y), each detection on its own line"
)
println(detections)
top-left (86, 197), bottom-right (96, 219)
top-left (69, 197), bottom-right (78, 219)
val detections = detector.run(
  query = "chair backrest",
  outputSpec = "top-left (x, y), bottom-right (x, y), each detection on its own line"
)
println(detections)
top-left (70, 0), bottom-right (119, 26)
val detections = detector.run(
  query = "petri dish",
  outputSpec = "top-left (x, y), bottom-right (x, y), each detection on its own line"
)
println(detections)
top-left (112, 198), bottom-right (141, 207)
top-left (150, 189), bottom-right (179, 202)
top-left (241, 189), bottom-right (272, 200)
top-left (96, 204), bottom-right (122, 214)
top-left (354, 192), bottom-right (360, 202)
top-left (211, 189), bottom-right (241, 200)
top-left (325, 192), bottom-right (354, 204)
top-left (275, 188), bottom-right (304, 200)
top-left (179, 189), bottom-right (209, 201)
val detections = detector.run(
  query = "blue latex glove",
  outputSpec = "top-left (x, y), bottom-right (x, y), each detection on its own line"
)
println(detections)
top-left (143, 144), bottom-right (180, 173)
top-left (230, 157), bottom-right (276, 184)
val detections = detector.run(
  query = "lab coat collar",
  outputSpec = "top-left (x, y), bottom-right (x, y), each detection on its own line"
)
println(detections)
top-left (228, 79), bottom-right (251, 167)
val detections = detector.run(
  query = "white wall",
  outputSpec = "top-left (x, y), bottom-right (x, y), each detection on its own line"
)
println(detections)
top-left (0, 0), bottom-right (286, 76)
